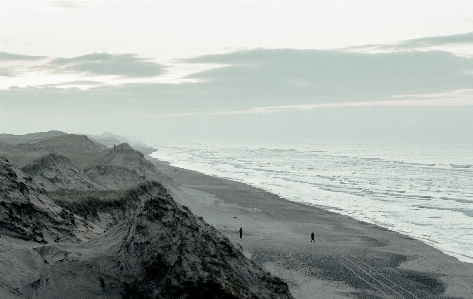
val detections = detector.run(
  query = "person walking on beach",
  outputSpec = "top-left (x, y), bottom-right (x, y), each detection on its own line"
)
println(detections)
top-left (239, 227), bottom-right (243, 239)
top-left (311, 232), bottom-right (315, 242)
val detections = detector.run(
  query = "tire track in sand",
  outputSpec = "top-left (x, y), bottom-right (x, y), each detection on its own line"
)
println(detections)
top-left (260, 207), bottom-right (421, 299)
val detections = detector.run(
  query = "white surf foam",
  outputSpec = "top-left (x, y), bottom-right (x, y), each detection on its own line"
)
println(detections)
top-left (150, 144), bottom-right (473, 263)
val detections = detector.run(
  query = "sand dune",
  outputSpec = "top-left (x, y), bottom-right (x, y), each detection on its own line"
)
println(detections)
top-left (0, 134), bottom-right (293, 299)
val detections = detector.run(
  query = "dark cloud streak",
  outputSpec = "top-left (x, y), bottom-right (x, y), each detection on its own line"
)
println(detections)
top-left (399, 31), bottom-right (473, 47)
top-left (0, 52), bottom-right (47, 61)
top-left (48, 53), bottom-right (164, 77)
top-left (345, 31), bottom-right (473, 53)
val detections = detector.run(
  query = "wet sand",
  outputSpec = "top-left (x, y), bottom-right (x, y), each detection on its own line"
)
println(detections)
top-left (149, 156), bottom-right (473, 299)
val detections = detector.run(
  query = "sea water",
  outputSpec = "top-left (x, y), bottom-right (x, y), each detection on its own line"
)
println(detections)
top-left (150, 143), bottom-right (473, 263)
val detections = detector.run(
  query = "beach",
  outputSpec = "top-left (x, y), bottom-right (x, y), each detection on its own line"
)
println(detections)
top-left (149, 156), bottom-right (473, 299)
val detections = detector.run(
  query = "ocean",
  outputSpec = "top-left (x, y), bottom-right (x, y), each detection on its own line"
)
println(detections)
top-left (149, 143), bottom-right (473, 264)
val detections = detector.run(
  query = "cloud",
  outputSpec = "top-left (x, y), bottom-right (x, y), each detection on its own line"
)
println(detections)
top-left (2, 57), bottom-right (473, 144)
top-left (2, 40), bottom-right (473, 115)
top-left (0, 69), bottom-right (17, 77)
top-left (3, 45), bottom-right (473, 103)
top-left (38, 80), bottom-right (105, 88)
top-left (0, 52), bottom-right (198, 89)
top-left (182, 48), bottom-right (473, 108)
top-left (0, 52), bottom-right (47, 61)
top-left (5, 30), bottom-right (473, 93)
top-left (212, 97), bottom-right (473, 115)
top-left (393, 89), bottom-right (473, 99)
top-left (0, 52), bottom-right (49, 78)
top-left (48, 53), bottom-right (164, 77)
top-left (398, 31), bottom-right (473, 48)
top-left (345, 31), bottom-right (473, 57)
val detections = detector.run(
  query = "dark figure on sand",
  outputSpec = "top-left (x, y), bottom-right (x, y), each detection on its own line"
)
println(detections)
top-left (311, 232), bottom-right (315, 242)
top-left (239, 227), bottom-right (243, 239)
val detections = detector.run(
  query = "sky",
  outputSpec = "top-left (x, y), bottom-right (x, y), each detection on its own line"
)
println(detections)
top-left (1, 1), bottom-right (473, 146)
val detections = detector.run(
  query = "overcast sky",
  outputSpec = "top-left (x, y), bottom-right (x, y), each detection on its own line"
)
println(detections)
top-left (1, 1), bottom-right (473, 146)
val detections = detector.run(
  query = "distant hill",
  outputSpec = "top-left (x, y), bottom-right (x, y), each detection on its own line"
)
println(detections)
top-left (86, 132), bottom-right (128, 148)
top-left (0, 130), bottom-right (66, 145)
top-left (0, 134), bottom-right (106, 168)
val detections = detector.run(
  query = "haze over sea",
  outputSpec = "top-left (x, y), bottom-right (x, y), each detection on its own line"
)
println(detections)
top-left (150, 141), bottom-right (473, 264)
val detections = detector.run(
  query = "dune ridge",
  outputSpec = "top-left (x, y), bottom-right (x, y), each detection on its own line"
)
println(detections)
top-left (0, 133), bottom-right (293, 299)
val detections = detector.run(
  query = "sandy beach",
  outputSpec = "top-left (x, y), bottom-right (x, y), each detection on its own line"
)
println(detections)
top-left (149, 156), bottom-right (473, 299)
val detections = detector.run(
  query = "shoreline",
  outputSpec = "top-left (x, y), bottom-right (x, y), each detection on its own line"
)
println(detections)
top-left (139, 145), bottom-right (473, 299)
top-left (143, 145), bottom-right (472, 265)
